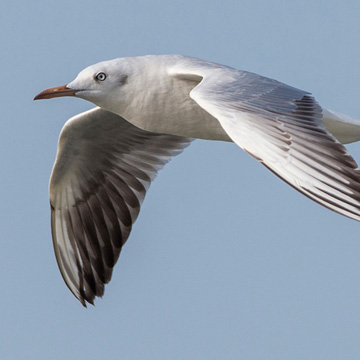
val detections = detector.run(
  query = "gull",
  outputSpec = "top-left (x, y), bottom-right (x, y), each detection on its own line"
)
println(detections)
top-left (34, 55), bottom-right (360, 306)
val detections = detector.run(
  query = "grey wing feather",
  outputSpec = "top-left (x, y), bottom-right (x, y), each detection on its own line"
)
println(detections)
top-left (50, 107), bottom-right (191, 306)
top-left (181, 66), bottom-right (360, 221)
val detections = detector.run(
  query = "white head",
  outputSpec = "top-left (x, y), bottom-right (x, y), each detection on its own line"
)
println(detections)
top-left (67, 59), bottom-right (132, 108)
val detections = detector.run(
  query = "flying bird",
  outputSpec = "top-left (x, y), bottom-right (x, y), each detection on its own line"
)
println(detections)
top-left (34, 55), bottom-right (360, 306)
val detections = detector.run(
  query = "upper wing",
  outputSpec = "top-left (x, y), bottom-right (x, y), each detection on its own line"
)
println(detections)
top-left (175, 65), bottom-right (360, 221)
top-left (50, 107), bottom-right (191, 306)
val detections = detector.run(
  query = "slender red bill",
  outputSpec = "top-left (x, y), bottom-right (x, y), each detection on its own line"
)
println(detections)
top-left (33, 85), bottom-right (77, 100)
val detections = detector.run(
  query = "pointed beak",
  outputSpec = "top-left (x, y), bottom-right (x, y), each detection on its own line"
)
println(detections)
top-left (33, 85), bottom-right (77, 100)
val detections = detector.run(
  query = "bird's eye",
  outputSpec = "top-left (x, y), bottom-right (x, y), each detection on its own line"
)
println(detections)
top-left (95, 72), bottom-right (107, 81)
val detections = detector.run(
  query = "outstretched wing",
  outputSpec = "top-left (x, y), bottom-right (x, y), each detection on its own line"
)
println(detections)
top-left (173, 63), bottom-right (360, 221)
top-left (50, 107), bottom-right (191, 306)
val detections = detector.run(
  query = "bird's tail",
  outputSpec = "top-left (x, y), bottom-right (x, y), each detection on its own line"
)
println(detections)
top-left (323, 109), bottom-right (360, 144)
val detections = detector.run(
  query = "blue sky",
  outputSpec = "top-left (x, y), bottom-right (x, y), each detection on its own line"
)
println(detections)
top-left (2, 0), bottom-right (360, 359)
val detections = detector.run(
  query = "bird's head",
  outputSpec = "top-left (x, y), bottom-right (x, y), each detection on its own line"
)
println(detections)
top-left (34, 58), bottom-right (134, 113)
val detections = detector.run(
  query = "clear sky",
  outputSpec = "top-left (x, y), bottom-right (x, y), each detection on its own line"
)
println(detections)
top-left (2, 0), bottom-right (360, 359)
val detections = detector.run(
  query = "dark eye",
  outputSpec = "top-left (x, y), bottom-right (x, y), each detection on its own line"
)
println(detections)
top-left (95, 72), bottom-right (107, 81)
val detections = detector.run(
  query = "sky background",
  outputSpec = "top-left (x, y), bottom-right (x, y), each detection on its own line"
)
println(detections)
top-left (2, 0), bottom-right (360, 359)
